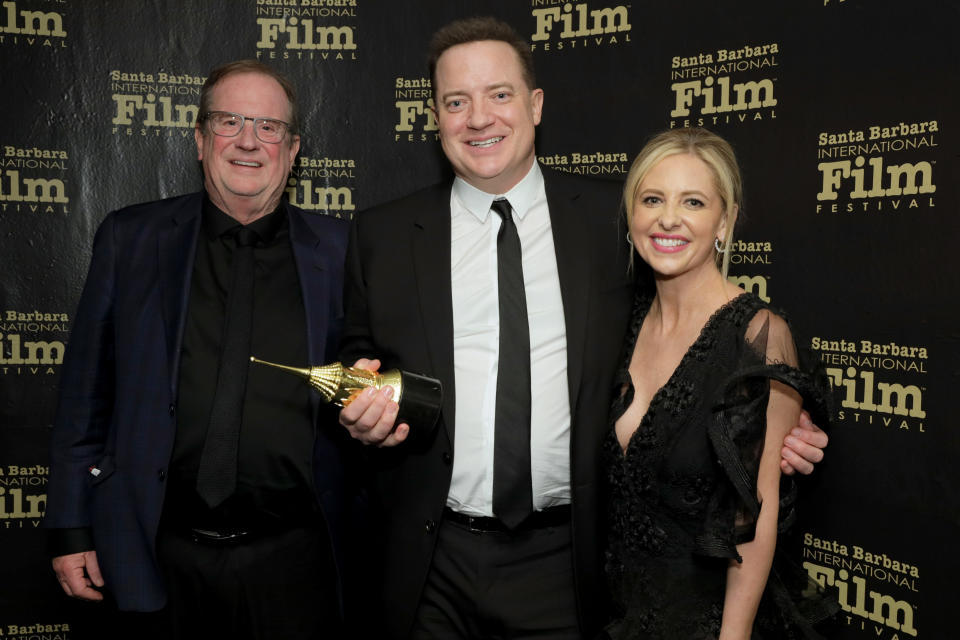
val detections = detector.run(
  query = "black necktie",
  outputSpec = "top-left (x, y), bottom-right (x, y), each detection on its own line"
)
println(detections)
top-left (490, 198), bottom-right (533, 529)
top-left (196, 226), bottom-right (257, 508)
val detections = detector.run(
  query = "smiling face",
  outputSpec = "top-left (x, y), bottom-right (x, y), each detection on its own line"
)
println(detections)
top-left (433, 40), bottom-right (543, 194)
top-left (195, 71), bottom-right (300, 223)
top-left (630, 153), bottom-right (731, 280)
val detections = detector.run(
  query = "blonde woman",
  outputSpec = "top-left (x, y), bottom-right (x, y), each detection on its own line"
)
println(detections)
top-left (603, 128), bottom-right (833, 639)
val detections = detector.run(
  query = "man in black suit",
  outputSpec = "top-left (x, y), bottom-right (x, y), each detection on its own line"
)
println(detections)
top-left (44, 60), bottom-right (354, 639)
top-left (339, 17), bottom-right (827, 639)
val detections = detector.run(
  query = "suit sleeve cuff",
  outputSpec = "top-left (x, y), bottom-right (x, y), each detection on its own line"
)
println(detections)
top-left (47, 527), bottom-right (94, 558)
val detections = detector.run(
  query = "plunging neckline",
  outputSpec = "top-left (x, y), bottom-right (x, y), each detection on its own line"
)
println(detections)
top-left (616, 292), bottom-right (749, 456)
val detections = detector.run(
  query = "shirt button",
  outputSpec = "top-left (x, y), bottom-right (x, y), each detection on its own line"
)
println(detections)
top-left (425, 519), bottom-right (437, 533)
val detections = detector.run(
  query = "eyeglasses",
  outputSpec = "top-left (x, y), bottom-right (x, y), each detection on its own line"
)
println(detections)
top-left (201, 111), bottom-right (292, 144)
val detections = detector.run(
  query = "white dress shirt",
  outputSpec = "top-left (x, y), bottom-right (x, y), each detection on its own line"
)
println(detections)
top-left (446, 162), bottom-right (572, 516)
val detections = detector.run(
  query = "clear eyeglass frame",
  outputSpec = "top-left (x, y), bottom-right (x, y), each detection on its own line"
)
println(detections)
top-left (202, 110), bottom-right (291, 144)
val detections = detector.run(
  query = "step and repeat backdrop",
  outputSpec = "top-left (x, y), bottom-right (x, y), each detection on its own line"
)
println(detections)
top-left (1, 0), bottom-right (957, 638)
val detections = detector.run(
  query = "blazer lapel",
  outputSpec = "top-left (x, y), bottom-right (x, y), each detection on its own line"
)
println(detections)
top-left (288, 206), bottom-right (331, 364)
top-left (157, 193), bottom-right (202, 395)
top-left (544, 170), bottom-right (593, 417)
top-left (289, 205), bottom-right (347, 423)
top-left (411, 185), bottom-right (456, 443)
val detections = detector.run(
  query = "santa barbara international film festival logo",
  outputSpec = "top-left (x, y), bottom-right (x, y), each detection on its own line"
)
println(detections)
top-left (0, 462), bottom-right (48, 528)
top-left (811, 333), bottom-right (926, 435)
top-left (0, 144), bottom-right (69, 214)
top-left (802, 532), bottom-right (919, 638)
top-left (286, 154), bottom-right (357, 219)
top-left (815, 117), bottom-right (937, 214)
top-left (254, 0), bottom-right (357, 62)
top-left (537, 149), bottom-right (629, 178)
top-left (394, 75), bottom-right (437, 143)
top-left (110, 68), bottom-right (204, 138)
top-left (667, 42), bottom-right (778, 129)
top-left (725, 238), bottom-right (774, 303)
top-left (0, 0), bottom-right (67, 48)
top-left (2, 621), bottom-right (73, 640)
top-left (0, 309), bottom-right (68, 376)
top-left (529, 1), bottom-right (631, 52)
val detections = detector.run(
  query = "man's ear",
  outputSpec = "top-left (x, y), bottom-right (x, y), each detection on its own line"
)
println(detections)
top-left (195, 125), bottom-right (204, 161)
top-left (530, 88), bottom-right (544, 126)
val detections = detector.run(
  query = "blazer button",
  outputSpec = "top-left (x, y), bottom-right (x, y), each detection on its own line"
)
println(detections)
top-left (168, 404), bottom-right (176, 417)
top-left (442, 452), bottom-right (452, 465)
top-left (424, 519), bottom-right (437, 533)
top-left (158, 469), bottom-right (166, 482)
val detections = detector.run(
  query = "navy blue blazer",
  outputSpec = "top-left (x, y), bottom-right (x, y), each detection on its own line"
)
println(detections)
top-left (43, 192), bottom-right (354, 612)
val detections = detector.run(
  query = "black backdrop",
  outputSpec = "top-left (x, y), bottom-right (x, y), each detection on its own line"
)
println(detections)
top-left (2, 1), bottom-right (957, 638)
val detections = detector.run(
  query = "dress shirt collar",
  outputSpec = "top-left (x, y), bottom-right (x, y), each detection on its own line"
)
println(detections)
top-left (201, 193), bottom-right (286, 244)
top-left (451, 161), bottom-right (544, 223)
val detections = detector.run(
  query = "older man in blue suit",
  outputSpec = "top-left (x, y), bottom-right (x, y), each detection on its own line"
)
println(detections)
top-left (43, 60), bottom-right (354, 639)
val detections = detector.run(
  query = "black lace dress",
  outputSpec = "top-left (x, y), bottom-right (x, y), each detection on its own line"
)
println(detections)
top-left (603, 292), bottom-right (835, 640)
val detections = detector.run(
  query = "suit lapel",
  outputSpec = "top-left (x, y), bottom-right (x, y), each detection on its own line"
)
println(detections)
top-left (158, 194), bottom-right (202, 395)
top-left (411, 185), bottom-right (456, 443)
top-left (288, 205), bottom-right (331, 363)
top-left (287, 206), bottom-right (332, 419)
top-left (544, 170), bottom-right (592, 417)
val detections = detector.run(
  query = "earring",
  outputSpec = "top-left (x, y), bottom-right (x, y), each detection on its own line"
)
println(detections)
top-left (714, 237), bottom-right (725, 253)
top-left (626, 232), bottom-right (634, 247)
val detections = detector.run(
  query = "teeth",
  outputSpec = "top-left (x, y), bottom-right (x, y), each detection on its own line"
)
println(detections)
top-left (653, 237), bottom-right (687, 247)
top-left (469, 136), bottom-right (503, 148)
top-left (232, 160), bottom-right (260, 167)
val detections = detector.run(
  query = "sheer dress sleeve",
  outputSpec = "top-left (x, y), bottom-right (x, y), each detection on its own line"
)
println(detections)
top-left (698, 308), bottom-right (837, 637)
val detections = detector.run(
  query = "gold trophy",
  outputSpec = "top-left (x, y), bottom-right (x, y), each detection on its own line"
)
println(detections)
top-left (250, 357), bottom-right (442, 432)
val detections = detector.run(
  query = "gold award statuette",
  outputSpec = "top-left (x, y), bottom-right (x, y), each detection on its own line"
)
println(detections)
top-left (250, 357), bottom-right (442, 433)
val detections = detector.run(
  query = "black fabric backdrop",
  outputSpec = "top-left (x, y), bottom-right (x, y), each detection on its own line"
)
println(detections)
top-left (1, 1), bottom-right (956, 638)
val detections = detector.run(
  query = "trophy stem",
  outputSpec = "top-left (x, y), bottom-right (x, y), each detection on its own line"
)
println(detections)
top-left (249, 356), bottom-right (313, 381)
top-left (250, 356), bottom-right (344, 403)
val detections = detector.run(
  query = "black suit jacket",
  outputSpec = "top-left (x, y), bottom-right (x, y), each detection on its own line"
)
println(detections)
top-left (340, 167), bottom-right (634, 637)
top-left (44, 192), bottom-right (357, 613)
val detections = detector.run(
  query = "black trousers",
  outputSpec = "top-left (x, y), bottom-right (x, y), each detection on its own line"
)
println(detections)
top-left (156, 523), bottom-right (341, 640)
top-left (63, 524), bottom-right (341, 640)
top-left (410, 517), bottom-right (582, 640)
